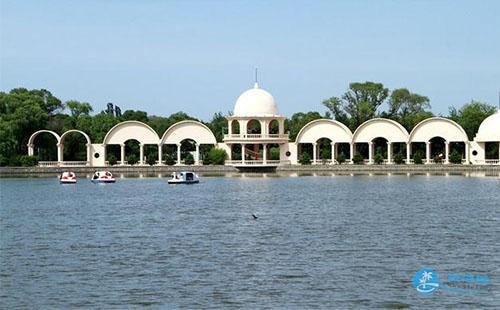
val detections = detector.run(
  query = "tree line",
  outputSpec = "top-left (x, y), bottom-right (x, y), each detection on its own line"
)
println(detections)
top-left (0, 83), bottom-right (497, 166)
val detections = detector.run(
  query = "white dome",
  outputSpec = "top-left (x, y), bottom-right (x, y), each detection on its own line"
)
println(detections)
top-left (233, 83), bottom-right (279, 117)
top-left (475, 111), bottom-right (500, 141)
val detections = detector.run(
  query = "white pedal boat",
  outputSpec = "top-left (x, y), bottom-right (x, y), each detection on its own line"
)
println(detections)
top-left (91, 171), bottom-right (116, 183)
top-left (167, 171), bottom-right (199, 184)
top-left (59, 171), bottom-right (77, 184)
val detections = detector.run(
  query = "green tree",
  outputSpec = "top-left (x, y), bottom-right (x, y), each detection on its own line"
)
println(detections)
top-left (449, 101), bottom-right (497, 140)
top-left (204, 147), bottom-right (227, 165)
top-left (383, 88), bottom-right (433, 131)
top-left (299, 152), bottom-right (312, 165)
top-left (206, 112), bottom-right (227, 142)
top-left (66, 100), bottom-right (93, 119)
top-left (323, 82), bottom-right (389, 131)
top-left (122, 110), bottom-right (148, 123)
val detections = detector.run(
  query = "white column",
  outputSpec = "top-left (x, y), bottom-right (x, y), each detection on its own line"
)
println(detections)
top-left (195, 144), bottom-right (200, 165)
top-left (120, 144), bottom-right (125, 165)
top-left (228, 121), bottom-right (232, 135)
top-left (350, 143), bottom-right (354, 164)
top-left (426, 141), bottom-right (431, 164)
top-left (242, 144), bottom-right (246, 164)
top-left (368, 142), bottom-right (373, 164)
top-left (387, 142), bottom-right (392, 164)
top-left (28, 144), bottom-right (34, 156)
top-left (139, 143), bottom-right (144, 165)
top-left (263, 144), bottom-right (267, 164)
top-left (228, 144), bottom-right (232, 160)
top-left (57, 143), bottom-right (63, 165)
top-left (406, 142), bottom-right (411, 164)
top-left (86, 143), bottom-right (91, 165)
top-left (176, 143), bottom-right (181, 165)
top-left (444, 141), bottom-right (449, 164)
top-left (158, 144), bottom-right (163, 165)
top-left (465, 142), bottom-right (470, 164)
top-left (331, 143), bottom-right (336, 164)
top-left (498, 142), bottom-right (500, 161)
top-left (312, 142), bottom-right (317, 165)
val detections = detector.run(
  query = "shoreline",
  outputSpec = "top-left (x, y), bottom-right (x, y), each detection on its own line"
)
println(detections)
top-left (1, 164), bottom-right (500, 177)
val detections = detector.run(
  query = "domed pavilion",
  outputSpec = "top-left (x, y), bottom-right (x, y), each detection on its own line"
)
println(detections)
top-left (223, 82), bottom-right (289, 167)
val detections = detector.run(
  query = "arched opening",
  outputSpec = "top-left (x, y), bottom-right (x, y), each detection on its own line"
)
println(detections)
top-left (409, 142), bottom-right (426, 164)
top-left (247, 119), bottom-right (261, 134)
top-left (316, 138), bottom-right (332, 164)
top-left (231, 120), bottom-right (240, 135)
top-left (143, 144), bottom-right (159, 166)
top-left (430, 136), bottom-right (446, 163)
top-left (297, 143), bottom-right (313, 165)
top-left (354, 143), bottom-right (369, 163)
top-left (485, 142), bottom-right (499, 160)
top-left (33, 132), bottom-right (58, 162)
top-left (269, 119), bottom-right (279, 135)
top-left (106, 145), bottom-right (120, 165)
top-left (61, 132), bottom-right (88, 162)
top-left (161, 144), bottom-right (177, 165)
top-left (372, 137), bottom-right (388, 164)
top-left (180, 139), bottom-right (196, 165)
top-left (125, 139), bottom-right (141, 165)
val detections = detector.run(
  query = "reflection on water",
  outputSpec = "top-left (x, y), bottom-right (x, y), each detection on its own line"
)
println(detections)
top-left (1, 175), bottom-right (499, 308)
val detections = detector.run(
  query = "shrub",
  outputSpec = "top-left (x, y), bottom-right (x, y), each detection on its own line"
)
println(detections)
top-left (336, 153), bottom-right (346, 164)
top-left (164, 154), bottom-right (176, 165)
top-left (413, 152), bottom-right (423, 164)
top-left (147, 156), bottom-right (156, 166)
top-left (269, 147), bottom-right (280, 160)
top-left (127, 154), bottom-right (138, 165)
top-left (449, 150), bottom-right (462, 164)
top-left (18, 155), bottom-right (38, 167)
top-left (433, 155), bottom-right (443, 164)
top-left (184, 153), bottom-right (195, 165)
top-left (374, 153), bottom-right (385, 164)
top-left (204, 148), bottom-right (227, 165)
top-left (107, 154), bottom-right (117, 166)
top-left (393, 152), bottom-right (405, 164)
top-left (352, 154), bottom-right (364, 165)
top-left (299, 152), bottom-right (311, 165)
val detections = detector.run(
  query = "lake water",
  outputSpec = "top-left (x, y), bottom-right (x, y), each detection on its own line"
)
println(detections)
top-left (1, 174), bottom-right (499, 308)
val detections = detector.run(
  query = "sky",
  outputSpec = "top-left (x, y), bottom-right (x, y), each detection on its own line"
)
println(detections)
top-left (1, 0), bottom-right (499, 121)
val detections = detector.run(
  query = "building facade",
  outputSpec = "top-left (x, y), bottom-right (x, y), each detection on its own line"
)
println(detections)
top-left (27, 83), bottom-right (500, 167)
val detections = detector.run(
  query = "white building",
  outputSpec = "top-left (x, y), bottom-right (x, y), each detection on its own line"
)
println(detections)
top-left (27, 83), bottom-right (500, 167)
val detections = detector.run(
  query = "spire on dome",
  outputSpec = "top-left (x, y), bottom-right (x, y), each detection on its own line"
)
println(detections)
top-left (254, 67), bottom-right (259, 88)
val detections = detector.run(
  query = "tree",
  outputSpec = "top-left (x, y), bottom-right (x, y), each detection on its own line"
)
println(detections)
top-left (204, 147), bottom-right (227, 165)
top-left (323, 82), bottom-right (389, 131)
top-left (206, 112), bottom-right (227, 142)
top-left (449, 101), bottom-right (497, 140)
top-left (122, 110), bottom-right (148, 123)
top-left (299, 152), bottom-right (311, 165)
top-left (383, 88), bottom-right (433, 131)
top-left (66, 100), bottom-right (93, 118)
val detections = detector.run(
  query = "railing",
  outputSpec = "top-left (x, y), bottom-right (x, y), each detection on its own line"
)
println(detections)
top-left (484, 159), bottom-right (500, 165)
top-left (60, 161), bottom-right (89, 167)
top-left (38, 161), bottom-right (59, 167)
top-left (225, 160), bottom-right (284, 166)
top-left (224, 134), bottom-right (289, 140)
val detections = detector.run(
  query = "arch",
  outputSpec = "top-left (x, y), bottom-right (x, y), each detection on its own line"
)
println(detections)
top-left (353, 118), bottom-right (409, 143)
top-left (295, 119), bottom-right (352, 144)
top-left (231, 119), bottom-right (240, 134)
top-left (246, 119), bottom-right (262, 134)
top-left (28, 130), bottom-right (61, 146)
top-left (268, 119), bottom-right (279, 134)
top-left (409, 117), bottom-right (469, 143)
top-left (161, 120), bottom-right (217, 145)
top-left (60, 129), bottom-right (91, 145)
top-left (103, 120), bottom-right (160, 145)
